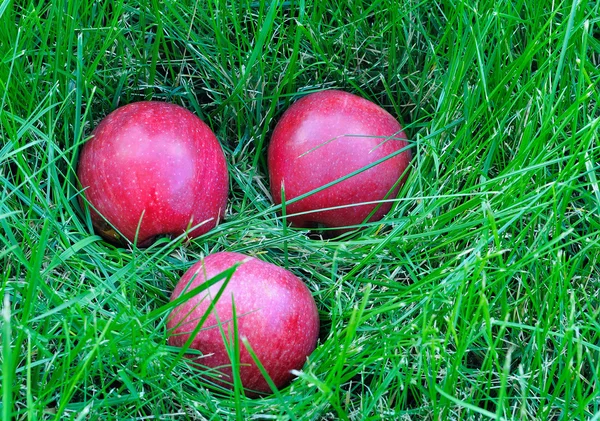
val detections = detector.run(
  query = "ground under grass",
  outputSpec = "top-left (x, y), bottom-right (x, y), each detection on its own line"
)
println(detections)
top-left (1, 0), bottom-right (599, 419)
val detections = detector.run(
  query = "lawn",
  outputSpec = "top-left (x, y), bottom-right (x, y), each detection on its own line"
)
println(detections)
top-left (1, 0), bottom-right (599, 419)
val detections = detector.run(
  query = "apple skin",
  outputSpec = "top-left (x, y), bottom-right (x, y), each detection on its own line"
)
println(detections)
top-left (167, 252), bottom-right (320, 396)
top-left (77, 101), bottom-right (228, 247)
top-left (268, 89), bottom-right (411, 231)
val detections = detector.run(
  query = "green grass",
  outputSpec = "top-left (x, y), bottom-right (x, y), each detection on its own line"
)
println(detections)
top-left (1, 0), bottom-right (599, 419)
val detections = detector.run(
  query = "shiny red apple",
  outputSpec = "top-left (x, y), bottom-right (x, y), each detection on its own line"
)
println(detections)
top-left (167, 252), bottom-right (320, 395)
top-left (268, 89), bottom-right (411, 231)
top-left (77, 101), bottom-right (228, 247)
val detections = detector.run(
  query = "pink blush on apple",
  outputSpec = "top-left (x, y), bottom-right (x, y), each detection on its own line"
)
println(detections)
top-left (167, 252), bottom-right (320, 396)
top-left (77, 101), bottom-right (229, 247)
top-left (268, 89), bottom-right (411, 231)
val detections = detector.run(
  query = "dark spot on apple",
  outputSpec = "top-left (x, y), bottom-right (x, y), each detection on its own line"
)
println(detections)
top-left (94, 219), bottom-right (123, 245)
top-left (303, 222), bottom-right (327, 240)
top-left (137, 233), bottom-right (172, 248)
top-left (306, 231), bottom-right (324, 241)
top-left (301, 221), bottom-right (357, 240)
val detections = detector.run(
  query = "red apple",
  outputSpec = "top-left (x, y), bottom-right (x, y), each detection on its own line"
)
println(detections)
top-left (77, 101), bottom-right (228, 247)
top-left (268, 89), bottom-right (411, 231)
top-left (167, 252), bottom-right (320, 395)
